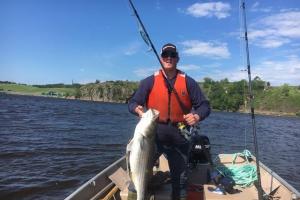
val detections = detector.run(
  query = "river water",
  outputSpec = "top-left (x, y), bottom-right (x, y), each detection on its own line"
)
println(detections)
top-left (0, 93), bottom-right (299, 200)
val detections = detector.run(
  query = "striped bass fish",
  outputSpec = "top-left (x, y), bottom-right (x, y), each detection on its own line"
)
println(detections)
top-left (127, 109), bottom-right (159, 200)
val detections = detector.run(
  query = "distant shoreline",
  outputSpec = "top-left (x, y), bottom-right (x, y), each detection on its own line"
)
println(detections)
top-left (2, 91), bottom-right (299, 118)
top-left (238, 109), bottom-right (297, 117)
top-left (0, 90), bottom-right (75, 99)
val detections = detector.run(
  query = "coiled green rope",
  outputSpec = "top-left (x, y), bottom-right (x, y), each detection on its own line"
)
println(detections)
top-left (215, 150), bottom-right (258, 188)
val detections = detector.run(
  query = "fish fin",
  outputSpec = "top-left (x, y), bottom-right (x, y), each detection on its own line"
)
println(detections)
top-left (126, 151), bottom-right (130, 171)
top-left (126, 140), bottom-right (133, 180)
top-left (139, 136), bottom-right (145, 150)
top-left (126, 139), bottom-right (133, 152)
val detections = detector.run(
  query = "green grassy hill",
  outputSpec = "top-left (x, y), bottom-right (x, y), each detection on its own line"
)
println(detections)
top-left (254, 85), bottom-right (300, 114)
top-left (200, 77), bottom-right (300, 116)
top-left (1, 79), bottom-right (300, 116)
top-left (0, 83), bottom-right (75, 98)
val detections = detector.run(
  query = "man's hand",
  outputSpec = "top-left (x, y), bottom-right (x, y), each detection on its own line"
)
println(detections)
top-left (135, 105), bottom-right (144, 118)
top-left (183, 113), bottom-right (200, 126)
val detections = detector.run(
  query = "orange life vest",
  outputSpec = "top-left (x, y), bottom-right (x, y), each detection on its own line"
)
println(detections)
top-left (147, 70), bottom-right (192, 123)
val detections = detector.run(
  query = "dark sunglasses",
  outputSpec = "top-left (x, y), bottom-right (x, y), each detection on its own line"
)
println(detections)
top-left (161, 51), bottom-right (178, 58)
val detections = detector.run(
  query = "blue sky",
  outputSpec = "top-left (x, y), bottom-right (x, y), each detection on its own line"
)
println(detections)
top-left (1, 0), bottom-right (300, 86)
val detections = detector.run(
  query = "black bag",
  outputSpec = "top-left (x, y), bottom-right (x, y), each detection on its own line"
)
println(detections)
top-left (188, 134), bottom-right (211, 166)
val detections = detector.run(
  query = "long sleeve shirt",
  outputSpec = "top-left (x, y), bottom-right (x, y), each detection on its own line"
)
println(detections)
top-left (128, 73), bottom-right (211, 121)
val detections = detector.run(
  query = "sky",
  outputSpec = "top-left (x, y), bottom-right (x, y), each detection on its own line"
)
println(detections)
top-left (0, 0), bottom-right (300, 86)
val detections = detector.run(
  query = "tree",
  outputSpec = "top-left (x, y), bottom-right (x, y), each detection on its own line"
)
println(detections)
top-left (281, 84), bottom-right (289, 97)
top-left (252, 76), bottom-right (265, 91)
top-left (74, 87), bottom-right (82, 99)
top-left (209, 82), bottom-right (226, 110)
top-left (203, 77), bottom-right (213, 88)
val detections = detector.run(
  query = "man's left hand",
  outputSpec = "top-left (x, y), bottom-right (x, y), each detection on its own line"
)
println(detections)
top-left (183, 113), bottom-right (200, 126)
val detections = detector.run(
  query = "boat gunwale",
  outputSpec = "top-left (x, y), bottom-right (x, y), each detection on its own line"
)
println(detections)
top-left (64, 156), bottom-right (126, 200)
top-left (65, 154), bottom-right (300, 200)
top-left (218, 153), bottom-right (300, 199)
top-left (259, 160), bottom-right (300, 199)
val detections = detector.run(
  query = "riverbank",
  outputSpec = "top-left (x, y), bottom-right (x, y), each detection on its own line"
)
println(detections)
top-left (0, 91), bottom-right (75, 99)
top-left (2, 91), bottom-right (299, 118)
top-left (239, 109), bottom-right (298, 117)
top-left (0, 83), bottom-right (76, 98)
top-left (2, 80), bottom-right (300, 117)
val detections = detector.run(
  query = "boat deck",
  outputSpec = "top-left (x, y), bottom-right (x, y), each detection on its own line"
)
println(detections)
top-left (64, 154), bottom-right (300, 200)
top-left (119, 154), bottom-right (298, 200)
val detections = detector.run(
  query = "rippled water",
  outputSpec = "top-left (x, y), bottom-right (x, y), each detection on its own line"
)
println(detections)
top-left (0, 93), bottom-right (299, 200)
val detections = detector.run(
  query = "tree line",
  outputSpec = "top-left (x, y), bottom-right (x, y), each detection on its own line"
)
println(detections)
top-left (3, 77), bottom-right (298, 115)
top-left (75, 77), bottom-right (300, 115)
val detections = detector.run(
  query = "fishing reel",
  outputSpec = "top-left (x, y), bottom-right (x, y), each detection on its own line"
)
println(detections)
top-left (177, 123), bottom-right (212, 167)
top-left (177, 122), bottom-right (200, 141)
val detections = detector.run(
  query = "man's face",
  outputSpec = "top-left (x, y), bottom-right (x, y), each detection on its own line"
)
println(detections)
top-left (160, 51), bottom-right (179, 70)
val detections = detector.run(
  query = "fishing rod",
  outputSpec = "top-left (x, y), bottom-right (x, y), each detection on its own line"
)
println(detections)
top-left (128, 0), bottom-right (189, 114)
top-left (128, 0), bottom-right (214, 167)
top-left (241, 1), bottom-right (264, 199)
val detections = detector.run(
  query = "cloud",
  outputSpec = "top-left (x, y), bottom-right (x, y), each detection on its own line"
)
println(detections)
top-left (250, 2), bottom-right (272, 13)
top-left (210, 56), bottom-right (300, 86)
top-left (185, 2), bottom-right (231, 19)
top-left (155, 0), bottom-right (161, 10)
top-left (249, 11), bottom-right (300, 48)
top-left (133, 64), bottom-right (201, 78)
top-left (123, 42), bottom-right (142, 56)
top-left (251, 2), bottom-right (259, 9)
top-left (133, 67), bottom-right (157, 78)
top-left (181, 40), bottom-right (230, 59)
top-left (203, 66), bottom-right (246, 83)
top-left (178, 64), bottom-right (201, 71)
top-left (253, 55), bottom-right (300, 86)
top-left (255, 37), bottom-right (290, 48)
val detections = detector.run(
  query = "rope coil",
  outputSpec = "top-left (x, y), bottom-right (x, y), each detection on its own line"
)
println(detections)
top-left (215, 150), bottom-right (258, 188)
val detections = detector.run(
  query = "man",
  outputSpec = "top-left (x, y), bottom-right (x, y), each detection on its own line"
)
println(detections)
top-left (128, 43), bottom-right (210, 200)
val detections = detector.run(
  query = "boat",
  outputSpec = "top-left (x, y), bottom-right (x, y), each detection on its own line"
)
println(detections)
top-left (64, 152), bottom-right (300, 200)
top-left (65, 0), bottom-right (300, 199)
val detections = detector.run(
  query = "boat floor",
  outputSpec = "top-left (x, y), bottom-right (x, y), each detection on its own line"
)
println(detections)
top-left (64, 153), bottom-right (300, 200)
top-left (118, 154), bottom-right (297, 200)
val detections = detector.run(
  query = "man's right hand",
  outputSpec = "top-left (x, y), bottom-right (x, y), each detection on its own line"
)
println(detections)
top-left (134, 105), bottom-right (144, 118)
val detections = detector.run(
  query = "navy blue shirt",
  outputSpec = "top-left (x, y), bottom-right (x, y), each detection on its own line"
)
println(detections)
top-left (128, 71), bottom-right (211, 121)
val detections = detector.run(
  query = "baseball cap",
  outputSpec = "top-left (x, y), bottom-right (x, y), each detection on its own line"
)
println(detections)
top-left (161, 43), bottom-right (177, 54)
top-left (161, 43), bottom-right (178, 58)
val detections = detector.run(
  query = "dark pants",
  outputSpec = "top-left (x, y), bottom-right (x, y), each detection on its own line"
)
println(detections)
top-left (155, 123), bottom-right (189, 200)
